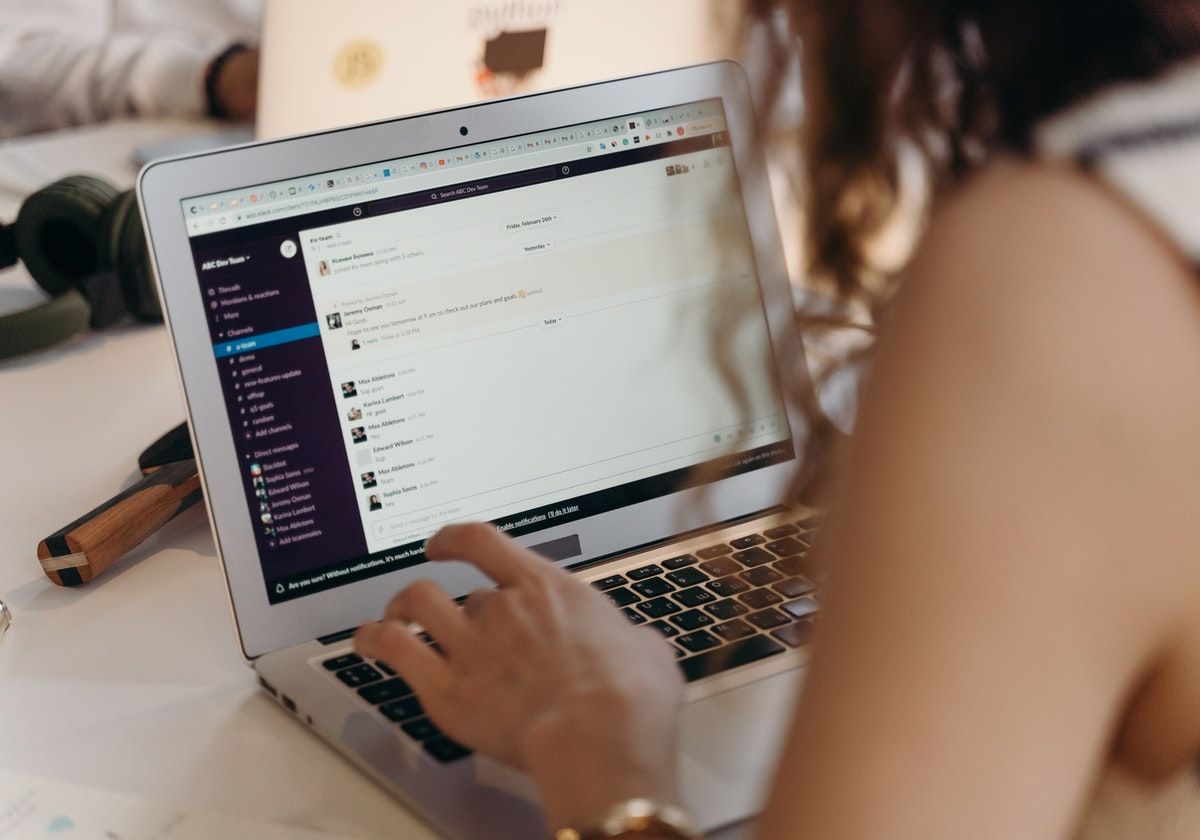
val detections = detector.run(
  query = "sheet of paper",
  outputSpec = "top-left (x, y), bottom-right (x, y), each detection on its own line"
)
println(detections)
top-left (0, 770), bottom-right (365, 840)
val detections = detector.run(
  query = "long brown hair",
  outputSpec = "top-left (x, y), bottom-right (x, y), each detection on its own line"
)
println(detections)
top-left (740, 0), bottom-right (1200, 504)
top-left (756, 0), bottom-right (1200, 300)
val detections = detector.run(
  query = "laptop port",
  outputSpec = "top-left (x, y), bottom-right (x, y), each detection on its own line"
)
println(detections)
top-left (282, 694), bottom-right (297, 713)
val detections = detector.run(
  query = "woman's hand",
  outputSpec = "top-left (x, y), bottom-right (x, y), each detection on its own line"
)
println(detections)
top-left (354, 523), bottom-right (685, 829)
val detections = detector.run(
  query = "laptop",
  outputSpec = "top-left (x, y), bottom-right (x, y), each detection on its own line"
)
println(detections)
top-left (256, 0), bottom-right (736, 139)
top-left (138, 61), bottom-right (819, 839)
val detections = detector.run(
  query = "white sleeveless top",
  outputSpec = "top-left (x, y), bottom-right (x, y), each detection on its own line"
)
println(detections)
top-left (1037, 59), bottom-right (1200, 267)
top-left (1034, 59), bottom-right (1200, 840)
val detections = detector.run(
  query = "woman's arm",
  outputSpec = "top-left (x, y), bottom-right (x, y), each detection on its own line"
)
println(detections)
top-left (757, 159), bottom-right (1200, 839)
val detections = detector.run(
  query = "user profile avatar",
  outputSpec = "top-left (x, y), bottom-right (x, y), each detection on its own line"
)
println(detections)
top-left (249, 463), bottom-right (263, 477)
top-left (347, 406), bottom-right (362, 421)
top-left (369, 494), bottom-right (382, 511)
top-left (318, 259), bottom-right (332, 277)
top-left (361, 471), bottom-right (377, 489)
top-left (255, 487), bottom-right (268, 500)
top-left (259, 501), bottom-right (270, 513)
top-left (341, 381), bottom-right (357, 398)
top-left (326, 312), bottom-right (343, 329)
top-left (351, 426), bottom-right (367, 444)
top-left (350, 338), bottom-right (361, 350)
top-left (252, 476), bottom-right (265, 488)
top-left (260, 512), bottom-right (273, 525)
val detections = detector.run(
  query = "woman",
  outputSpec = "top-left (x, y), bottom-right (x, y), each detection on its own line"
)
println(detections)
top-left (357, 2), bottom-right (1200, 837)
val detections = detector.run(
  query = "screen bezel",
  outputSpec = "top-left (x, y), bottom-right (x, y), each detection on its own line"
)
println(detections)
top-left (139, 61), bottom-right (808, 660)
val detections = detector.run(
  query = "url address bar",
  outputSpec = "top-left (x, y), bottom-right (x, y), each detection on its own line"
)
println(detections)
top-left (241, 186), bottom-right (382, 222)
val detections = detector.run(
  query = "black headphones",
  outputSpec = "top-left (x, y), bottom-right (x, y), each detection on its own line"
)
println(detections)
top-left (0, 174), bottom-right (160, 359)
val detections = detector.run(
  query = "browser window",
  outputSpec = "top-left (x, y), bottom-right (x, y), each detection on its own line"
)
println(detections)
top-left (184, 98), bottom-right (794, 604)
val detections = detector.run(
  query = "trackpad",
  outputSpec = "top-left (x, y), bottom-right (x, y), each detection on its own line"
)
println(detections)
top-left (678, 669), bottom-right (804, 830)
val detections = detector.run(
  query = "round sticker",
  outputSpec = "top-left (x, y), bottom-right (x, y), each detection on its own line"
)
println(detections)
top-left (333, 39), bottom-right (384, 88)
top-left (280, 240), bottom-right (298, 258)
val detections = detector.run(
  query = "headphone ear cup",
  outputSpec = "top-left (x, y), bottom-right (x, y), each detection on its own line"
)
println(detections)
top-left (13, 175), bottom-right (120, 297)
top-left (102, 190), bottom-right (161, 322)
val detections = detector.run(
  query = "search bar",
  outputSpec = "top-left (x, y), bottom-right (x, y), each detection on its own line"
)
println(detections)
top-left (368, 166), bottom-right (560, 216)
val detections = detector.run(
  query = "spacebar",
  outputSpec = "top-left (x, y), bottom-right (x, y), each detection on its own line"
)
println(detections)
top-left (678, 635), bottom-right (786, 683)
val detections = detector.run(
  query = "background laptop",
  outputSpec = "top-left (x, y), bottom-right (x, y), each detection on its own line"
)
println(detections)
top-left (256, 0), bottom-right (738, 139)
top-left (139, 62), bottom-right (819, 839)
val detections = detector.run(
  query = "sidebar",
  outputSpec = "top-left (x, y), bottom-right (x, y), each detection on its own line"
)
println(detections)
top-left (192, 231), bottom-right (369, 601)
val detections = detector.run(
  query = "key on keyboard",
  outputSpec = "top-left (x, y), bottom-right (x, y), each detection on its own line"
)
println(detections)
top-left (322, 653), bottom-right (362, 671)
top-left (711, 618), bottom-right (756, 641)
top-left (631, 577), bottom-right (674, 598)
top-left (672, 586), bottom-right (715, 608)
top-left (772, 576), bottom-right (816, 599)
top-left (706, 575), bottom-right (751, 597)
top-left (592, 574), bottom-right (628, 591)
top-left (621, 607), bottom-right (647, 624)
top-left (773, 554), bottom-right (819, 578)
top-left (359, 678), bottom-right (412, 705)
top-left (740, 588), bottom-right (783, 609)
top-left (380, 696), bottom-right (424, 722)
top-left (401, 716), bottom-right (442, 741)
top-left (336, 663), bottom-right (383, 688)
top-left (732, 547), bottom-right (775, 567)
top-left (705, 598), bottom-right (749, 619)
top-left (699, 557), bottom-right (740, 577)
top-left (665, 567), bottom-right (709, 587)
top-left (424, 736), bottom-right (472, 763)
top-left (781, 596), bottom-right (821, 620)
top-left (662, 554), bottom-right (696, 570)
top-left (676, 630), bottom-right (721, 653)
top-left (695, 544), bottom-right (732, 559)
top-left (729, 533), bottom-right (766, 549)
top-left (627, 564), bottom-right (663, 580)
top-left (765, 536), bottom-right (808, 556)
top-left (670, 609), bottom-right (714, 631)
top-left (740, 566), bottom-right (782, 587)
top-left (636, 597), bottom-right (680, 618)
top-left (605, 586), bottom-right (639, 607)
top-left (746, 608), bottom-right (791, 630)
top-left (772, 619), bottom-right (816, 648)
top-left (648, 619), bottom-right (679, 638)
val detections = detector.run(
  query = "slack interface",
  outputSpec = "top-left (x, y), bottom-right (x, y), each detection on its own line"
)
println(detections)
top-left (185, 99), bottom-right (794, 603)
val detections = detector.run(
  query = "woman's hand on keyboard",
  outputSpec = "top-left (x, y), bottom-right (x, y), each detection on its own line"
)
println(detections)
top-left (354, 522), bottom-right (684, 829)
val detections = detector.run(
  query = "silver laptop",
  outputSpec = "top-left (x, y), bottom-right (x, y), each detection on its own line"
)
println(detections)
top-left (138, 62), bottom-right (819, 839)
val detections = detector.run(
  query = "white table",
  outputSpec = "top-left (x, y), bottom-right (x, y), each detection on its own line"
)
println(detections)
top-left (0, 120), bottom-right (750, 839)
top-left (0, 120), bottom-right (448, 839)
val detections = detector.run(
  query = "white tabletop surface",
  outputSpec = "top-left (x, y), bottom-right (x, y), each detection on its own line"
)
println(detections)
top-left (0, 120), bottom-right (749, 839)
top-left (0, 120), bottom-right (454, 839)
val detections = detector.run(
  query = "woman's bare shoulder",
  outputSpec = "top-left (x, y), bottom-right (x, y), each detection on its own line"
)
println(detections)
top-left (759, 156), bottom-right (1200, 840)
top-left (891, 154), bottom-right (1200, 471)
top-left (876, 154), bottom-right (1200, 777)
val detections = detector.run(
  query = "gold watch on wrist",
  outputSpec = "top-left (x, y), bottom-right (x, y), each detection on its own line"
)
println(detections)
top-left (554, 799), bottom-right (700, 840)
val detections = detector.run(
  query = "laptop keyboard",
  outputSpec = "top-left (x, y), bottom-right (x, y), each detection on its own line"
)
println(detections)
top-left (322, 649), bottom-right (473, 763)
top-left (317, 518), bottom-right (819, 763)
top-left (594, 519), bottom-right (822, 683)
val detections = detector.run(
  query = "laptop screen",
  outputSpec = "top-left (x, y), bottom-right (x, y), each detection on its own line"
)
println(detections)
top-left (181, 97), bottom-right (794, 604)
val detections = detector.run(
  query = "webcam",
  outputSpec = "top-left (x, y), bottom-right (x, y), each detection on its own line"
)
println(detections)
top-left (459, 126), bottom-right (469, 136)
